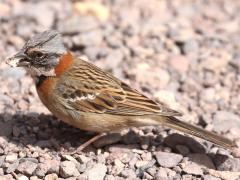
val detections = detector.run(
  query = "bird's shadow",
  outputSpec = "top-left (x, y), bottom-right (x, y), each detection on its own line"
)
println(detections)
top-left (0, 113), bottom-right (229, 169)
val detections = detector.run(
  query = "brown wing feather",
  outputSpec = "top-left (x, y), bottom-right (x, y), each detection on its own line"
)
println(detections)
top-left (115, 82), bottom-right (181, 116)
top-left (58, 59), bottom-right (181, 116)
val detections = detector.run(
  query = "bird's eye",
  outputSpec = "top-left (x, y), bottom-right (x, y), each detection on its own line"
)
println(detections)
top-left (32, 51), bottom-right (44, 58)
top-left (27, 49), bottom-right (45, 59)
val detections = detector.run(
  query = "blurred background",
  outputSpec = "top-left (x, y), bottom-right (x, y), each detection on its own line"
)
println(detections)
top-left (0, 0), bottom-right (240, 179)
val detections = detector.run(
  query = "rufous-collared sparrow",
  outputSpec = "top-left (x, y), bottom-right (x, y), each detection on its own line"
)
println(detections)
top-left (6, 30), bottom-right (237, 151)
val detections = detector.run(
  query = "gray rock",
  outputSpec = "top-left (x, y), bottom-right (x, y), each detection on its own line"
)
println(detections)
top-left (214, 155), bottom-right (240, 171)
top-left (154, 167), bottom-right (177, 180)
top-left (155, 151), bottom-right (183, 168)
top-left (142, 172), bottom-right (153, 179)
top-left (76, 154), bottom-right (91, 164)
top-left (58, 16), bottom-right (99, 34)
top-left (105, 175), bottom-right (120, 180)
top-left (35, 163), bottom-right (48, 178)
top-left (44, 173), bottom-right (58, 180)
top-left (0, 168), bottom-right (3, 176)
top-left (183, 39), bottom-right (199, 54)
top-left (0, 148), bottom-right (3, 156)
top-left (164, 133), bottom-right (206, 153)
top-left (200, 88), bottom-right (216, 102)
top-left (0, 94), bottom-right (14, 106)
top-left (182, 174), bottom-right (194, 180)
top-left (76, 163), bottom-right (87, 173)
top-left (181, 160), bottom-right (203, 176)
top-left (84, 46), bottom-right (108, 61)
top-left (72, 30), bottom-right (103, 47)
top-left (172, 165), bottom-right (182, 174)
top-left (18, 175), bottom-right (29, 180)
top-left (212, 111), bottom-right (240, 132)
top-left (230, 52), bottom-right (240, 69)
top-left (85, 163), bottom-right (107, 180)
top-left (203, 175), bottom-right (221, 180)
top-left (136, 67), bottom-right (170, 88)
top-left (16, 22), bottom-right (35, 38)
top-left (0, 137), bottom-right (8, 149)
top-left (96, 154), bottom-right (106, 164)
top-left (105, 34), bottom-right (123, 48)
top-left (13, 2), bottom-right (55, 29)
top-left (5, 160), bottom-right (19, 174)
top-left (169, 55), bottom-right (189, 73)
top-left (59, 161), bottom-right (80, 178)
top-left (120, 169), bottom-right (137, 179)
top-left (0, 156), bottom-right (5, 167)
top-left (62, 155), bottom-right (79, 164)
top-left (146, 167), bottom-right (157, 176)
top-left (200, 50), bottom-right (231, 72)
top-left (19, 158), bottom-right (38, 164)
top-left (0, 174), bottom-right (14, 180)
top-left (188, 153), bottom-right (215, 169)
top-left (105, 50), bottom-right (124, 69)
top-left (17, 161), bottom-right (38, 176)
top-left (0, 68), bottom-right (26, 79)
top-left (5, 153), bottom-right (18, 163)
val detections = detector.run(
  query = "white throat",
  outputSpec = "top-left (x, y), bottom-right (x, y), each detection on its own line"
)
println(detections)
top-left (25, 67), bottom-right (56, 77)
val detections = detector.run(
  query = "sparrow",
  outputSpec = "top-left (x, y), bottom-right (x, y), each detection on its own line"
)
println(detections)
top-left (6, 30), bottom-right (237, 151)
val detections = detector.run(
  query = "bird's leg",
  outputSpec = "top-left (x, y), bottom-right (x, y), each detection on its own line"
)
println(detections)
top-left (71, 133), bottom-right (106, 154)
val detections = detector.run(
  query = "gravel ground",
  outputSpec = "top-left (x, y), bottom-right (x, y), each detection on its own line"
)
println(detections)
top-left (0, 0), bottom-right (240, 179)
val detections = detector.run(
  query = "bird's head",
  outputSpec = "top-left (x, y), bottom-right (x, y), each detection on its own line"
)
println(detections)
top-left (6, 30), bottom-right (69, 77)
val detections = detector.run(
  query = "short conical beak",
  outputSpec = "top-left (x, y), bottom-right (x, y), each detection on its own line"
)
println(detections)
top-left (6, 51), bottom-right (28, 67)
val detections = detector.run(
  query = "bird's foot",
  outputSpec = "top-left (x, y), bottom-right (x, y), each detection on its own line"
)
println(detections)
top-left (69, 133), bottom-right (106, 154)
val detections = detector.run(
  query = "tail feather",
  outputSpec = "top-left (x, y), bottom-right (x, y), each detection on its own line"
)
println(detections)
top-left (154, 116), bottom-right (237, 149)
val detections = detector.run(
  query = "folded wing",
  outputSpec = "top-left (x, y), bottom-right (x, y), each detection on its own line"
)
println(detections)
top-left (58, 59), bottom-right (181, 116)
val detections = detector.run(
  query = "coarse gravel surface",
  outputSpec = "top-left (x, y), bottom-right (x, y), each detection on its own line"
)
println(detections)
top-left (0, 0), bottom-right (240, 179)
